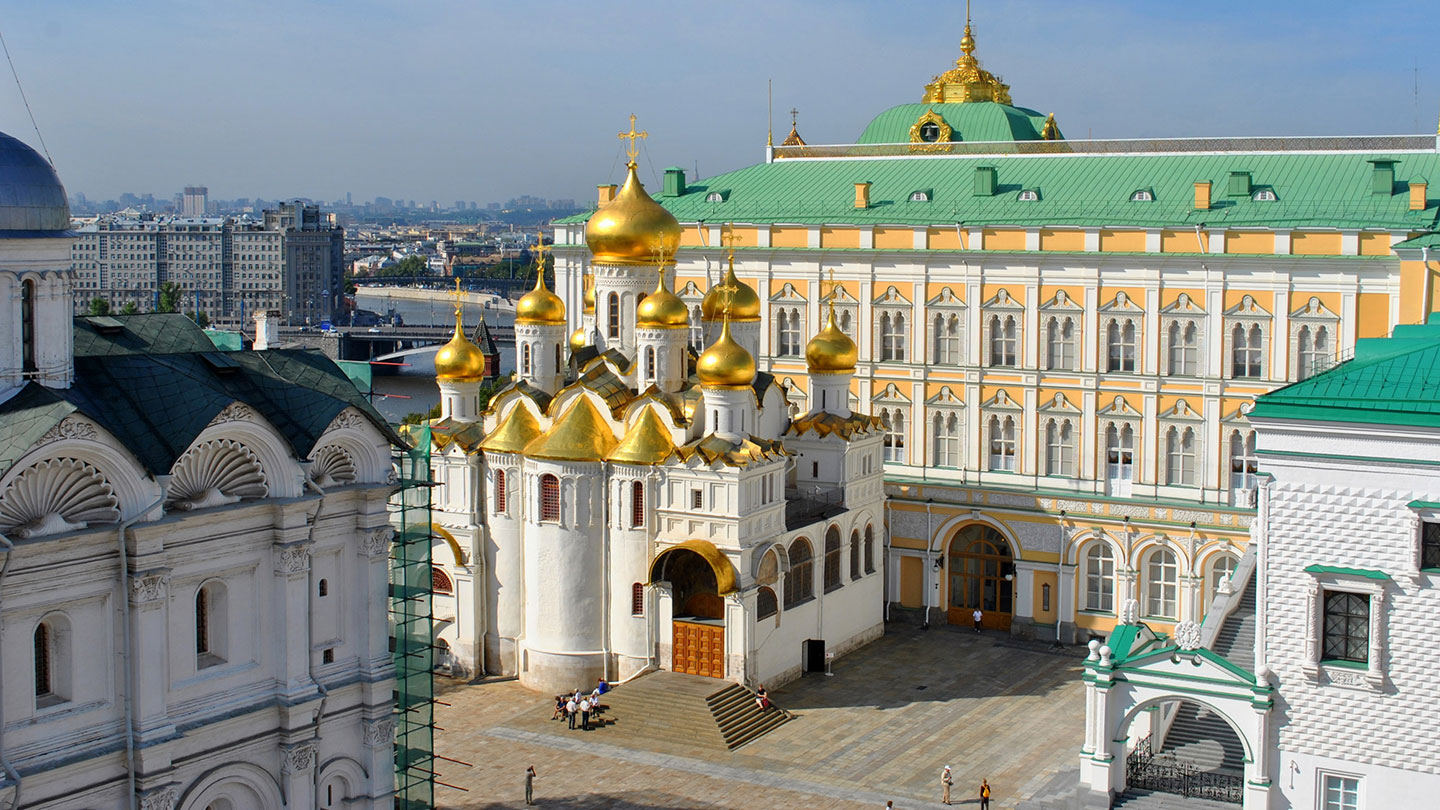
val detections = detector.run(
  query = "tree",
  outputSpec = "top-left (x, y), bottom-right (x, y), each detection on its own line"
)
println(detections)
top-left (157, 282), bottom-right (183, 313)
top-left (86, 298), bottom-right (111, 316)
top-left (119, 301), bottom-right (140, 315)
top-left (186, 310), bottom-right (211, 328)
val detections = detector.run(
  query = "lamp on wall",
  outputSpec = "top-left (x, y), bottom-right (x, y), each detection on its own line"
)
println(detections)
top-left (933, 556), bottom-right (944, 571)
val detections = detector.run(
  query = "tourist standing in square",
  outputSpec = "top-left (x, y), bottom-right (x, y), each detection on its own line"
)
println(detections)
top-left (524, 765), bottom-right (537, 805)
top-left (565, 696), bottom-right (577, 729)
top-left (972, 608), bottom-right (983, 633)
top-left (941, 765), bottom-right (953, 804)
top-left (979, 778), bottom-right (991, 809)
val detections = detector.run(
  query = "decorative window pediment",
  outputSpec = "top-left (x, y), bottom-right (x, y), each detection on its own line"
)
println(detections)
top-left (1041, 289), bottom-right (1083, 312)
top-left (310, 444), bottom-right (357, 487)
top-left (0, 458), bottom-right (120, 539)
top-left (982, 388), bottom-right (1023, 410)
top-left (769, 282), bottom-right (807, 303)
top-left (926, 287), bottom-right (966, 308)
top-left (1290, 296), bottom-right (1338, 320)
top-left (1099, 290), bottom-right (1143, 313)
top-left (822, 285), bottom-right (859, 305)
top-left (1224, 294), bottom-right (1271, 318)
top-left (984, 288), bottom-right (1023, 309)
top-left (1161, 398), bottom-right (1205, 421)
top-left (925, 385), bottom-right (965, 407)
top-left (871, 382), bottom-right (911, 405)
top-left (872, 285), bottom-right (911, 306)
top-left (678, 281), bottom-right (704, 299)
top-left (1098, 394), bottom-right (1141, 418)
top-left (1039, 391), bottom-right (1080, 414)
top-left (1161, 292), bottom-right (1206, 315)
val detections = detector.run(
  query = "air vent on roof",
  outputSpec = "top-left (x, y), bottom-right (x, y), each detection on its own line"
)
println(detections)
top-left (662, 167), bottom-right (686, 198)
top-left (1369, 159), bottom-right (1398, 196)
top-left (973, 166), bottom-right (997, 197)
top-left (1228, 171), bottom-right (1252, 197)
top-left (85, 316), bottom-right (125, 334)
top-left (201, 351), bottom-right (241, 375)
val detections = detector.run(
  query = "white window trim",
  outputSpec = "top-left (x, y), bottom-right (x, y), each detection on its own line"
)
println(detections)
top-left (1302, 569), bottom-right (1387, 687)
top-left (1160, 315), bottom-right (1205, 377)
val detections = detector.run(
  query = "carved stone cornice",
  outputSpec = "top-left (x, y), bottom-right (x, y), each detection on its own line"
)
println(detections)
top-left (280, 741), bottom-right (318, 773)
top-left (36, 417), bottom-right (98, 446)
top-left (361, 526), bottom-right (394, 558)
top-left (326, 409), bottom-right (366, 432)
top-left (274, 543), bottom-right (312, 575)
top-left (207, 402), bottom-right (255, 427)
top-left (130, 571), bottom-right (170, 604)
top-left (138, 787), bottom-right (177, 810)
top-left (363, 718), bottom-right (396, 748)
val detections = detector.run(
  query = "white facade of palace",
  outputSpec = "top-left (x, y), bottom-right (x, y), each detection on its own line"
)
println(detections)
top-left (0, 131), bottom-right (399, 810)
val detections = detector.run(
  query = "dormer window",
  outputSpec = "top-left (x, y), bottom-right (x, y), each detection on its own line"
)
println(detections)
top-left (1252, 189), bottom-right (1277, 202)
top-left (909, 190), bottom-right (931, 202)
top-left (1017, 190), bottom-right (1039, 202)
top-left (705, 192), bottom-right (725, 203)
top-left (1130, 189), bottom-right (1154, 202)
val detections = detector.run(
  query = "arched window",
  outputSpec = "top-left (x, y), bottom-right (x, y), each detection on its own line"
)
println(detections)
top-left (987, 415), bottom-right (1016, 471)
top-left (1144, 549), bottom-right (1179, 619)
top-left (196, 582), bottom-right (227, 668)
top-left (989, 314), bottom-right (1018, 366)
top-left (1231, 323), bottom-right (1264, 378)
top-left (630, 480), bottom-right (645, 528)
top-left (756, 586), bottom-right (778, 619)
top-left (1297, 324), bottom-right (1330, 379)
top-left (932, 411), bottom-right (961, 468)
top-left (879, 312), bottom-right (906, 361)
top-left (838, 308), bottom-right (854, 336)
top-left (1105, 424), bottom-right (1135, 496)
top-left (784, 538), bottom-right (814, 608)
top-left (34, 622), bottom-right (52, 700)
top-left (823, 527), bottom-right (843, 592)
top-left (631, 582), bottom-right (645, 616)
top-left (688, 305), bottom-right (703, 351)
top-left (881, 408), bottom-right (906, 463)
top-left (776, 308), bottom-right (802, 356)
top-left (849, 530), bottom-right (862, 580)
top-left (643, 346), bottom-right (656, 382)
top-left (1045, 418), bottom-right (1074, 476)
top-left (1208, 554), bottom-right (1238, 607)
top-left (933, 312), bottom-right (961, 364)
top-left (1084, 544), bottom-right (1115, 612)
top-left (539, 474), bottom-right (560, 522)
top-left (1106, 318), bottom-right (1137, 372)
top-left (1228, 430), bottom-right (1258, 506)
top-left (1045, 316), bottom-right (1076, 370)
top-left (494, 469), bottom-right (508, 515)
top-left (864, 524), bottom-right (875, 574)
top-left (1167, 320), bottom-right (1199, 375)
top-left (1016, 189), bottom-right (1039, 202)
top-left (909, 190), bottom-right (930, 202)
top-left (1130, 189), bottom-right (1154, 202)
top-left (431, 566), bottom-right (454, 595)
top-left (520, 343), bottom-right (532, 376)
top-left (21, 279), bottom-right (37, 375)
top-left (317, 578), bottom-right (328, 598)
top-left (607, 292), bottom-right (621, 339)
top-left (1165, 426), bottom-right (1197, 486)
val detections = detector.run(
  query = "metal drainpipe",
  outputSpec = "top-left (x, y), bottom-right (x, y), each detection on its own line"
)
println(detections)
top-left (0, 533), bottom-right (21, 810)
top-left (118, 494), bottom-right (166, 810)
top-left (302, 475), bottom-right (330, 809)
top-left (1423, 247), bottom-right (1435, 323)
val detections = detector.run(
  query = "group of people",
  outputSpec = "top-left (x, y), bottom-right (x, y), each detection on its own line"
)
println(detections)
top-left (938, 766), bottom-right (991, 808)
top-left (550, 677), bottom-right (610, 731)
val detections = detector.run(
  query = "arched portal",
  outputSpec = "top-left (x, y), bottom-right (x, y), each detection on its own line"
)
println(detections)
top-left (650, 541), bottom-right (737, 678)
top-left (946, 524), bottom-right (1015, 630)
top-left (1118, 698), bottom-right (1248, 804)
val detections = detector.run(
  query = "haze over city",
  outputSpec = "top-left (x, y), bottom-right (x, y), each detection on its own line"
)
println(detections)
top-left (1, 0), bottom-right (1434, 207)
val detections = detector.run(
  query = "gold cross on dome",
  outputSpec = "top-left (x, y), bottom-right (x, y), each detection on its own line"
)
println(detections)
top-left (532, 239), bottom-right (551, 266)
top-left (651, 241), bottom-right (672, 268)
top-left (451, 277), bottom-right (464, 317)
top-left (618, 114), bottom-right (648, 167)
top-left (720, 225), bottom-right (741, 265)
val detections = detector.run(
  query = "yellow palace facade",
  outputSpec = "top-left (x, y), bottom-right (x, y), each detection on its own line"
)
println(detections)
top-left (551, 21), bottom-right (1440, 643)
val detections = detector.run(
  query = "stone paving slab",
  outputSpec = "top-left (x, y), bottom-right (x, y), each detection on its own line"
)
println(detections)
top-left (434, 624), bottom-right (1086, 809)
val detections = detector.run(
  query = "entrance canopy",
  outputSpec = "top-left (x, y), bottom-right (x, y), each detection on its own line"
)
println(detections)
top-left (649, 539), bottom-right (738, 595)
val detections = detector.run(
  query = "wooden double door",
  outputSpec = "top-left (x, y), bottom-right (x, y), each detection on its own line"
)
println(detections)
top-left (672, 621), bottom-right (725, 678)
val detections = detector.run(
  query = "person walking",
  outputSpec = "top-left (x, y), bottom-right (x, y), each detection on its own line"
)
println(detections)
top-left (565, 696), bottom-right (577, 729)
top-left (580, 696), bottom-right (592, 731)
top-left (979, 778), bottom-right (991, 810)
top-left (941, 765), bottom-right (953, 805)
top-left (524, 765), bottom-right (537, 805)
top-left (972, 607), bottom-right (983, 633)
top-left (884, 802), bottom-right (894, 809)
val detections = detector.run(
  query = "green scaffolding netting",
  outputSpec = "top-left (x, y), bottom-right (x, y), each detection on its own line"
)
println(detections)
top-left (390, 425), bottom-right (434, 810)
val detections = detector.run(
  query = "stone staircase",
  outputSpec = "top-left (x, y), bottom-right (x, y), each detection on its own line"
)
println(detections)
top-left (1112, 788), bottom-right (1240, 809)
top-left (599, 670), bottom-right (792, 750)
top-left (1208, 572), bottom-right (1256, 672)
top-left (1159, 703), bottom-right (1246, 774)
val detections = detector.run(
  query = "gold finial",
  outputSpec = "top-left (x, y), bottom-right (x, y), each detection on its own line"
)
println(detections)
top-left (451, 277), bottom-right (464, 319)
top-left (823, 268), bottom-right (839, 317)
top-left (618, 113), bottom-right (648, 168)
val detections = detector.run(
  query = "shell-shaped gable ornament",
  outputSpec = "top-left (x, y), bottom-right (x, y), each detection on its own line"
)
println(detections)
top-left (167, 439), bottom-right (268, 511)
top-left (0, 458), bottom-right (121, 538)
top-left (310, 444), bottom-right (358, 488)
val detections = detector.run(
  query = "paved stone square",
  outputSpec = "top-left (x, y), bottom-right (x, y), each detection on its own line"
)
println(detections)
top-left (433, 624), bottom-right (1085, 809)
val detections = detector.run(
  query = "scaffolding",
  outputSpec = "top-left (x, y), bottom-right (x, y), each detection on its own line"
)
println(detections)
top-left (390, 425), bottom-right (435, 810)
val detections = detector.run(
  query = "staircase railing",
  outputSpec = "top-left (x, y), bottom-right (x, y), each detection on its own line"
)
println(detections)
top-left (1198, 543), bottom-right (1258, 652)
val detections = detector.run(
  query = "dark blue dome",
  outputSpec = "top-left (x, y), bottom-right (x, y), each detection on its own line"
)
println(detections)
top-left (0, 131), bottom-right (69, 234)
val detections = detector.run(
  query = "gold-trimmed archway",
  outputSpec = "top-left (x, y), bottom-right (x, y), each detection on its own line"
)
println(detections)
top-left (649, 539), bottom-right (738, 595)
top-left (429, 523), bottom-right (465, 567)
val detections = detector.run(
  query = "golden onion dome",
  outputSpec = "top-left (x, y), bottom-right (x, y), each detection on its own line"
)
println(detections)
top-left (569, 326), bottom-right (589, 354)
top-left (700, 262), bottom-right (761, 322)
top-left (697, 318), bottom-right (757, 388)
top-left (636, 271), bottom-right (689, 329)
top-left (434, 309), bottom-right (487, 381)
top-left (583, 281), bottom-right (596, 313)
top-left (586, 162), bottom-right (681, 265)
top-left (515, 270), bottom-right (566, 325)
top-left (806, 305), bottom-right (859, 374)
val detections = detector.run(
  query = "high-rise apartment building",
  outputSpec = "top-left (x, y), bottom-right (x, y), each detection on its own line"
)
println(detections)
top-left (264, 201), bottom-right (345, 325)
top-left (182, 185), bottom-right (208, 217)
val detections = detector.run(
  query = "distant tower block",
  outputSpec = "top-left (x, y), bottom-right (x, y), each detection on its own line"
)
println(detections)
top-left (182, 186), bottom-right (208, 217)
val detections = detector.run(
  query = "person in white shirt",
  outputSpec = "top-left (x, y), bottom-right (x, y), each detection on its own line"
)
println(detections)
top-left (971, 608), bottom-right (983, 633)
top-left (579, 696), bottom-right (592, 730)
top-left (565, 697), bottom-right (578, 729)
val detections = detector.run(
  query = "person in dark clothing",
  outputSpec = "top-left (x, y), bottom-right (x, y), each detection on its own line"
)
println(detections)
top-left (980, 778), bottom-right (991, 810)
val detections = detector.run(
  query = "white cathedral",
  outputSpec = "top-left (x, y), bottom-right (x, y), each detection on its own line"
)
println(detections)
top-left (426, 153), bottom-right (886, 693)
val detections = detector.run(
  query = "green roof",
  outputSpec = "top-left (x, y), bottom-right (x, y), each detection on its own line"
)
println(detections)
top-left (857, 102), bottom-right (1054, 144)
top-left (0, 315), bottom-right (403, 477)
top-left (1250, 320), bottom-right (1440, 428)
top-left (1303, 564), bottom-right (1391, 580)
top-left (558, 150), bottom-right (1440, 231)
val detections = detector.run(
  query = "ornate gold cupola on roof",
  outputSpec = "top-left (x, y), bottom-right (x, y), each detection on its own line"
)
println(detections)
top-left (922, 3), bottom-right (1012, 105)
top-left (585, 115), bottom-right (682, 265)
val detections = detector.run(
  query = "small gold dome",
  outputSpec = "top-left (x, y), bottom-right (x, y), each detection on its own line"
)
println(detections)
top-left (516, 271), bottom-right (566, 325)
top-left (697, 319), bottom-right (757, 388)
top-left (586, 163), bottom-right (681, 265)
top-left (700, 262), bottom-right (761, 322)
top-left (636, 271), bottom-right (689, 329)
top-left (569, 327), bottom-right (589, 354)
top-left (583, 281), bottom-right (596, 313)
top-left (434, 310), bottom-right (487, 381)
top-left (806, 305), bottom-right (859, 373)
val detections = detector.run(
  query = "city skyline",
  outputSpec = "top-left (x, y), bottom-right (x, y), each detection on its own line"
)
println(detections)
top-left (2, 0), bottom-right (1434, 204)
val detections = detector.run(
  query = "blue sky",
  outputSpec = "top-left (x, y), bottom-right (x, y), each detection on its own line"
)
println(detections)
top-left (1, 0), bottom-right (1434, 205)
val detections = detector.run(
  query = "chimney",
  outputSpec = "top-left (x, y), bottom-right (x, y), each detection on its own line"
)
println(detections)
top-left (1227, 171), bottom-right (1251, 197)
top-left (973, 166), bottom-right (997, 197)
top-left (597, 184), bottom-right (618, 205)
top-left (854, 182), bottom-right (872, 209)
top-left (1369, 159), bottom-right (1397, 196)
top-left (254, 310), bottom-right (278, 351)
top-left (1194, 181), bottom-right (1212, 210)
top-left (1410, 179), bottom-right (1428, 211)
top-left (662, 167), bottom-right (686, 198)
